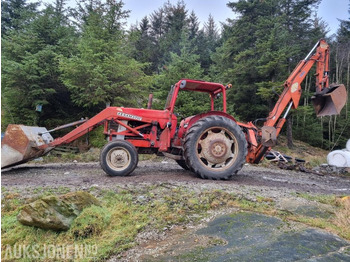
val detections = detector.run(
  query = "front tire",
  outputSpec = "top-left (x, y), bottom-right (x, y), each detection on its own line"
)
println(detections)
top-left (184, 116), bottom-right (247, 180)
top-left (100, 140), bottom-right (138, 176)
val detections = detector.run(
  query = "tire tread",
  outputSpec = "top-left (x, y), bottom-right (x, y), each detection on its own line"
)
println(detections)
top-left (183, 116), bottom-right (247, 180)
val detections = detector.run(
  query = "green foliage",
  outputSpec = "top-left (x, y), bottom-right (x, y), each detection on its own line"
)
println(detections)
top-left (152, 32), bottom-right (209, 117)
top-left (128, 1), bottom-right (220, 76)
top-left (1, 0), bottom-right (79, 127)
top-left (59, 0), bottom-right (151, 110)
top-left (59, 47), bottom-right (150, 108)
top-left (256, 81), bottom-right (284, 104)
top-left (89, 126), bottom-right (107, 148)
top-left (127, 17), bottom-right (154, 74)
top-left (1, 0), bottom-right (39, 35)
top-left (292, 106), bottom-right (324, 147)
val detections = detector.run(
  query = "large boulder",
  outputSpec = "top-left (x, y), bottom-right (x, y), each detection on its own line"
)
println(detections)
top-left (17, 191), bottom-right (100, 231)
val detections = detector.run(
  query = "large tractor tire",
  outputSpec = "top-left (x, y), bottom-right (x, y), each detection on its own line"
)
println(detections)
top-left (183, 116), bottom-right (247, 180)
top-left (100, 140), bottom-right (138, 176)
top-left (175, 160), bottom-right (190, 170)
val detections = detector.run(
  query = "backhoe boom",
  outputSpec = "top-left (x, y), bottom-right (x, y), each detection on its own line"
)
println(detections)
top-left (247, 39), bottom-right (347, 164)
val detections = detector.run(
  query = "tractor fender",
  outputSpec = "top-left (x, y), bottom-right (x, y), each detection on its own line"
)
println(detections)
top-left (177, 111), bottom-right (237, 139)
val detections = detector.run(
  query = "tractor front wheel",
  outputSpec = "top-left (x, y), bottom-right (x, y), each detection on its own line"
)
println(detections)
top-left (100, 140), bottom-right (138, 176)
top-left (184, 116), bottom-right (247, 180)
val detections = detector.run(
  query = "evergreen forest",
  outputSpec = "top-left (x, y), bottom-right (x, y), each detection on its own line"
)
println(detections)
top-left (1, 0), bottom-right (350, 150)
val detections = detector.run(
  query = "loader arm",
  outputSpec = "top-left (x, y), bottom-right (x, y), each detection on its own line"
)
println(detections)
top-left (248, 39), bottom-right (347, 164)
top-left (46, 107), bottom-right (118, 148)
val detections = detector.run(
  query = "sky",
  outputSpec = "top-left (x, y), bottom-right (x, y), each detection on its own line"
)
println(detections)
top-left (33, 0), bottom-right (349, 36)
top-left (122, 0), bottom-right (349, 35)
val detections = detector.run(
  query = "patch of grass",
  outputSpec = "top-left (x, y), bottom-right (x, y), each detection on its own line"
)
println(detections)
top-left (43, 148), bottom-right (101, 163)
top-left (138, 154), bottom-right (161, 161)
top-left (1, 192), bottom-right (25, 217)
top-left (308, 156), bottom-right (327, 168)
top-left (333, 198), bottom-right (350, 239)
top-left (279, 194), bottom-right (350, 240)
top-left (209, 237), bottom-right (227, 246)
top-left (70, 205), bottom-right (112, 239)
top-left (295, 193), bottom-right (337, 205)
top-left (288, 215), bottom-right (349, 240)
top-left (32, 186), bottom-right (44, 194)
top-left (29, 186), bottom-right (71, 197)
top-left (2, 186), bottom-right (8, 193)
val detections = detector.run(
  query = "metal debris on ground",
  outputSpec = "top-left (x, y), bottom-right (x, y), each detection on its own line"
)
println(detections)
top-left (313, 164), bottom-right (350, 176)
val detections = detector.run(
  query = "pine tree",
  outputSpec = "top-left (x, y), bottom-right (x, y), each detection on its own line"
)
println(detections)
top-left (1, 0), bottom-right (78, 127)
top-left (1, 0), bottom-right (38, 35)
top-left (212, 0), bottom-right (324, 125)
top-left (322, 6), bottom-right (350, 149)
top-left (200, 14), bottom-right (220, 74)
top-left (59, 0), bottom-right (150, 111)
top-left (187, 11), bottom-right (199, 40)
top-left (147, 1), bottom-right (189, 72)
top-left (153, 31), bottom-right (206, 117)
top-left (128, 16), bottom-right (155, 74)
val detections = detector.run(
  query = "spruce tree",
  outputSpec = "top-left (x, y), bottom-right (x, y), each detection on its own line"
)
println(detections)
top-left (1, 0), bottom-right (78, 127)
top-left (59, 0), bottom-right (150, 111)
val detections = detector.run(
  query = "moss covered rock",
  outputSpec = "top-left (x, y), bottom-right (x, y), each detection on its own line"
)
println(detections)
top-left (17, 191), bottom-right (100, 231)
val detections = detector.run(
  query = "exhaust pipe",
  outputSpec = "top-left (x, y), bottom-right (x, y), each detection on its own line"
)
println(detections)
top-left (311, 84), bottom-right (347, 117)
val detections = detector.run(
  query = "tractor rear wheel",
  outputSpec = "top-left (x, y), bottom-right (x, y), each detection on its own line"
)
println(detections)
top-left (175, 160), bottom-right (190, 170)
top-left (184, 116), bottom-right (247, 180)
top-left (100, 140), bottom-right (138, 176)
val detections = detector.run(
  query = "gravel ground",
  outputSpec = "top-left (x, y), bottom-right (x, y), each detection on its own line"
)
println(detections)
top-left (2, 159), bottom-right (350, 195)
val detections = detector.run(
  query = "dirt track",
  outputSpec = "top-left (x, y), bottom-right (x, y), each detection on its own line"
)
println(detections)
top-left (2, 160), bottom-right (350, 195)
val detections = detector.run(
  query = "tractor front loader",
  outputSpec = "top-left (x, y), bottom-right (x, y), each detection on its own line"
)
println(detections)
top-left (1, 39), bottom-right (347, 180)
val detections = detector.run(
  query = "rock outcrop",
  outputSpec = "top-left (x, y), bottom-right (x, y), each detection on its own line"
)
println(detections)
top-left (17, 191), bottom-right (100, 231)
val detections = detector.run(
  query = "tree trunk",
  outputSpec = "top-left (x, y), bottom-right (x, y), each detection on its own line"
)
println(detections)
top-left (287, 115), bottom-right (293, 149)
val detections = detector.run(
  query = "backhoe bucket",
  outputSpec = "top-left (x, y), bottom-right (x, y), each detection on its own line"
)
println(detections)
top-left (311, 84), bottom-right (347, 117)
top-left (1, 125), bottom-right (54, 169)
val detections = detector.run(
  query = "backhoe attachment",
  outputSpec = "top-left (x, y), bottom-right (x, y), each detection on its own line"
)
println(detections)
top-left (311, 84), bottom-right (347, 117)
top-left (247, 39), bottom-right (348, 165)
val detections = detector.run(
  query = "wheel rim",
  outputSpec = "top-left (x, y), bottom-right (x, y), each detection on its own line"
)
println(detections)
top-left (106, 147), bottom-right (131, 171)
top-left (196, 127), bottom-right (238, 170)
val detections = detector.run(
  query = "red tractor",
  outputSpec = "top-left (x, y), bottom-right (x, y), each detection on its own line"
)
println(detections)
top-left (1, 39), bottom-right (347, 180)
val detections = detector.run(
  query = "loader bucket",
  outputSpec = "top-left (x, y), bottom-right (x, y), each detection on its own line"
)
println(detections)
top-left (311, 84), bottom-right (347, 117)
top-left (1, 125), bottom-right (54, 169)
